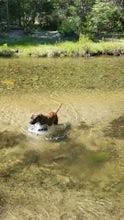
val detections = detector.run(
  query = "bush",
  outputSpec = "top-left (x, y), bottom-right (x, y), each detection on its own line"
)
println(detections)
top-left (58, 5), bottom-right (81, 35)
top-left (0, 43), bottom-right (15, 57)
top-left (85, 0), bottom-right (124, 39)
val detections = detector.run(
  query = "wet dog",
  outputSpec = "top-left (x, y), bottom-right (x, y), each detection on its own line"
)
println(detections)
top-left (29, 104), bottom-right (62, 127)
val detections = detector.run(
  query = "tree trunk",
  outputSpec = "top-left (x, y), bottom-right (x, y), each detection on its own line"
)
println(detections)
top-left (6, 0), bottom-right (9, 31)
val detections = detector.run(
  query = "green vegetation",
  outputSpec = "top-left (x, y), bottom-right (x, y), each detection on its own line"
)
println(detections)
top-left (0, 0), bottom-right (124, 57)
top-left (0, 43), bottom-right (16, 57)
top-left (85, 0), bottom-right (124, 39)
top-left (0, 34), bottom-right (124, 58)
top-left (0, 0), bottom-right (124, 37)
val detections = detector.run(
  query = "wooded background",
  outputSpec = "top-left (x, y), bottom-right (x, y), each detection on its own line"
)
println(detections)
top-left (0, 0), bottom-right (124, 38)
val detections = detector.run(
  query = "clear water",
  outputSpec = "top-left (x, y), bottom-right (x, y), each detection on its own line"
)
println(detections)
top-left (0, 57), bottom-right (124, 219)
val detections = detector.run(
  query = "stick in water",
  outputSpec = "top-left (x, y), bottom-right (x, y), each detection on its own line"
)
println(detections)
top-left (55, 103), bottom-right (62, 113)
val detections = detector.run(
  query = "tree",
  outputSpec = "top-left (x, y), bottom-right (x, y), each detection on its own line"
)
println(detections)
top-left (0, 0), bottom-right (123, 36)
top-left (85, 0), bottom-right (124, 38)
top-left (57, 0), bottom-right (95, 35)
top-left (58, 5), bottom-right (81, 35)
top-left (0, 0), bottom-right (9, 30)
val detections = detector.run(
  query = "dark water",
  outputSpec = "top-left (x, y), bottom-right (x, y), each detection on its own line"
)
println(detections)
top-left (0, 57), bottom-right (124, 219)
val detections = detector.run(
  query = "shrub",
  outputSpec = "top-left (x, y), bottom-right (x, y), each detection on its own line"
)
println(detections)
top-left (85, 0), bottom-right (124, 39)
top-left (0, 44), bottom-right (15, 57)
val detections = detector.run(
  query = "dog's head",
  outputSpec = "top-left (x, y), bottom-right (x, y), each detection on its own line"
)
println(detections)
top-left (30, 113), bottom-right (45, 125)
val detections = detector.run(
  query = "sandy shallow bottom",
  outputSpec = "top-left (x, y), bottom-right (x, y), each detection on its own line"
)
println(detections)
top-left (0, 90), bottom-right (124, 220)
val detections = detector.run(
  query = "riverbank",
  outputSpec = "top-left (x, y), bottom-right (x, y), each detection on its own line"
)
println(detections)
top-left (0, 31), bottom-right (124, 57)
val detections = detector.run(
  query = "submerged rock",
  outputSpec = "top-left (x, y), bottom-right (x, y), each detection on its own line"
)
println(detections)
top-left (104, 115), bottom-right (124, 139)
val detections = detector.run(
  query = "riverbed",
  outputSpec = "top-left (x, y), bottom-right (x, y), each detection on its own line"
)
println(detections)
top-left (0, 57), bottom-right (124, 220)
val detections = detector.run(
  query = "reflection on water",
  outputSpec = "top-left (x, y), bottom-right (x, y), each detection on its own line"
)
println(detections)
top-left (0, 57), bottom-right (124, 219)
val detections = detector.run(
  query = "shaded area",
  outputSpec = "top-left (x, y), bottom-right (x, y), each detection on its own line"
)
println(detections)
top-left (0, 191), bottom-right (6, 215)
top-left (104, 115), bottom-right (124, 139)
top-left (0, 30), bottom-right (75, 46)
top-left (76, 121), bottom-right (93, 130)
top-left (0, 130), bottom-right (27, 149)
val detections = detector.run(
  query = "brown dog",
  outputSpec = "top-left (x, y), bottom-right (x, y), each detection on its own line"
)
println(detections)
top-left (30, 104), bottom-right (62, 126)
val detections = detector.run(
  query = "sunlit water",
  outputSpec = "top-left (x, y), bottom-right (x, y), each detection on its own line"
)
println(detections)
top-left (0, 57), bottom-right (124, 219)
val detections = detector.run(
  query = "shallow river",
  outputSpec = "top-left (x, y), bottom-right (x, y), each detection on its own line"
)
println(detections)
top-left (0, 57), bottom-right (124, 220)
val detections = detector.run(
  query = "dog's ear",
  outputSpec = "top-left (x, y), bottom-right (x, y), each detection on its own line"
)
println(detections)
top-left (30, 113), bottom-right (42, 125)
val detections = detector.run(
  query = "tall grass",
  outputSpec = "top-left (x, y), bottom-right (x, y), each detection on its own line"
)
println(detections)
top-left (0, 43), bottom-right (16, 57)
top-left (0, 35), bottom-right (124, 57)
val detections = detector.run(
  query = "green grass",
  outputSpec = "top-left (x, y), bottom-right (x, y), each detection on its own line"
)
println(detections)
top-left (0, 43), bottom-right (15, 57)
top-left (0, 35), bottom-right (124, 57)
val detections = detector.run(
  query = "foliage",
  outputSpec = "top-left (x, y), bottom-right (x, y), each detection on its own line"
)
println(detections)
top-left (85, 0), bottom-right (124, 38)
top-left (0, 37), bottom-right (124, 58)
top-left (59, 15), bottom-right (80, 35)
top-left (0, 0), bottom-right (124, 36)
top-left (0, 43), bottom-right (15, 57)
top-left (79, 33), bottom-right (92, 44)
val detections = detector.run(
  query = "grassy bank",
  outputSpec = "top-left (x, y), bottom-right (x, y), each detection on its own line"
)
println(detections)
top-left (0, 34), bottom-right (124, 58)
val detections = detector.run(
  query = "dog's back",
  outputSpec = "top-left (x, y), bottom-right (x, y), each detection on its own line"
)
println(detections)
top-left (45, 112), bottom-right (58, 126)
